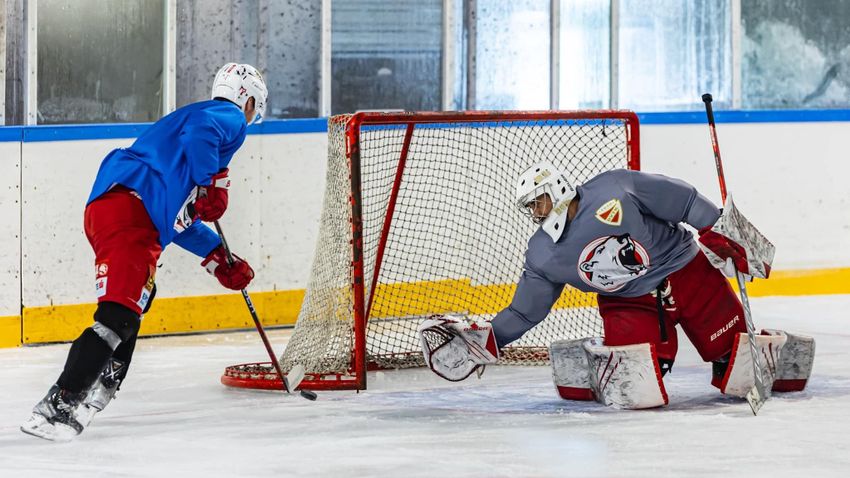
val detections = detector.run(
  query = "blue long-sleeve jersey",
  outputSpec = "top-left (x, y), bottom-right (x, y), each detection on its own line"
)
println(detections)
top-left (87, 99), bottom-right (247, 257)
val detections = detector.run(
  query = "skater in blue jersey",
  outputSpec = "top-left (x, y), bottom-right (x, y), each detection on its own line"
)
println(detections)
top-left (22, 63), bottom-right (269, 441)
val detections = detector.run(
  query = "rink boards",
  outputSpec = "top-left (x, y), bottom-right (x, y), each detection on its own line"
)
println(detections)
top-left (1, 115), bottom-right (849, 346)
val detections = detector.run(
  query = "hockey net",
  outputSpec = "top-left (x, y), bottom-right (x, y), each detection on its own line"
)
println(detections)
top-left (222, 110), bottom-right (640, 391)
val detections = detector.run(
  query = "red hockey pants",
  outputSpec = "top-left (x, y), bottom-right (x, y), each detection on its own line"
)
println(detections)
top-left (597, 251), bottom-right (747, 364)
top-left (84, 186), bottom-right (161, 315)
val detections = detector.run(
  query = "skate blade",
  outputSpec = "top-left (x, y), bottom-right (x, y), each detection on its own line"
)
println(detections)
top-left (21, 414), bottom-right (81, 442)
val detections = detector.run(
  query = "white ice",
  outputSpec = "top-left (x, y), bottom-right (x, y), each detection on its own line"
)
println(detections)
top-left (1, 295), bottom-right (848, 477)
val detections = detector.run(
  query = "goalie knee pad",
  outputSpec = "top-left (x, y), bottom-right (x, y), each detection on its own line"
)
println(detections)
top-left (583, 338), bottom-right (669, 409)
top-left (762, 329), bottom-right (815, 392)
top-left (550, 339), bottom-right (595, 401)
top-left (716, 332), bottom-right (787, 397)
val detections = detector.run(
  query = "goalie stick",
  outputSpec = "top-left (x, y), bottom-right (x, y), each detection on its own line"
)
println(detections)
top-left (213, 221), bottom-right (317, 401)
top-left (701, 93), bottom-right (769, 415)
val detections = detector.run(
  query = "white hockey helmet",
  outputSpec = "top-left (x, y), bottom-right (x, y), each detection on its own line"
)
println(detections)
top-left (515, 160), bottom-right (577, 242)
top-left (211, 63), bottom-right (268, 124)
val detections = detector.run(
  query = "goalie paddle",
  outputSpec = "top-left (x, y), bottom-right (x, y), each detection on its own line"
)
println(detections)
top-left (701, 93), bottom-right (768, 415)
top-left (213, 221), bottom-right (317, 401)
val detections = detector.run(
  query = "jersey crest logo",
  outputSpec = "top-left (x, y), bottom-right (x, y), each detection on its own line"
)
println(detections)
top-left (578, 234), bottom-right (650, 292)
top-left (595, 199), bottom-right (623, 226)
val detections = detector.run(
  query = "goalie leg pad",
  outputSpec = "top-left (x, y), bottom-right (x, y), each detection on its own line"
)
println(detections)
top-left (550, 338), bottom-right (595, 401)
top-left (582, 338), bottom-right (668, 409)
top-left (762, 329), bottom-right (815, 392)
top-left (418, 315), bottom-right (499, 382)
top-left (718, 332), bottom-right (786, 397)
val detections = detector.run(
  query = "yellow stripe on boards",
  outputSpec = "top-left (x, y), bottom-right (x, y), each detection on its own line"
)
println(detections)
top-left (368, 279), bottom-right (596, 319)
top-left (21, 289), bottom-right (305, 345)
top-left (6, 267), bottom-right (850, 348)
top-left (0, 315), bottom-right (22, 347)
top-left (731, 267), bottom-right (850, 296)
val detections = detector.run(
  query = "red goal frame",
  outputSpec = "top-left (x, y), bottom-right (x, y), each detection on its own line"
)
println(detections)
top-left (222, 110), bottom-right (640, 392)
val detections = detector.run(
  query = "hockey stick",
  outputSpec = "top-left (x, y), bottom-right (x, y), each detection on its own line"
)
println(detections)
top-left (213, 221), bottom-right (317, 401)
top-left (701, 93), bottom-right (768, 415)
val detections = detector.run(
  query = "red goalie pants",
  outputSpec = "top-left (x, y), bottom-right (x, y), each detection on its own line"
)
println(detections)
top-left (84, 186), bottom-right (162, 315)
top-left (597, 251), bottom-right (747, 364)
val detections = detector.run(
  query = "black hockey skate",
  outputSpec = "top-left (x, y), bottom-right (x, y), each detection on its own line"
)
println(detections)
top-left (78, 358), bottom-right (127, 427)
top-left (21, 384), bottom-right (86, 441)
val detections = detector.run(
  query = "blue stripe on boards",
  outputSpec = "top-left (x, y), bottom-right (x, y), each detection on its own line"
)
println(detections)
top-left (0, 110), bottom-right (848, 142)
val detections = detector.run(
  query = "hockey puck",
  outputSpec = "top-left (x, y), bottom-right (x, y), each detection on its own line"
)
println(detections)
top-left (300, 390), bottom-right (318, 401)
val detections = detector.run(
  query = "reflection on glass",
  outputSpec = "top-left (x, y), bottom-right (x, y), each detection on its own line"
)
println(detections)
top-left (619, 0), bottom-right (731, 111)
top-left (38, 0), bottom-right (164, 124)
top-left (175, 0), bottom-right (321, 118)
top-left (476, 0), bottom-right (550, 110)
top-left (332, 0), bottom-right (442, 114)
top-left (742, 0), bottom-right (850, 109)
top-left (560, 0), bottom-right (610, 109)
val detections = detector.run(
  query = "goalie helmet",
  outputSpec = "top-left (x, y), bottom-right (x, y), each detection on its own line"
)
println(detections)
top-left (515, 160), bottom-right (576, 242)
top-left (211, 63), bottom-right (268, 124)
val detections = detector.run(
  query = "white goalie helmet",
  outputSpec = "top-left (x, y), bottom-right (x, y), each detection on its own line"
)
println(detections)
top-left (515, 160), bottom-right (577, 242)
top-left (211, 63), bottom-right (268, 124)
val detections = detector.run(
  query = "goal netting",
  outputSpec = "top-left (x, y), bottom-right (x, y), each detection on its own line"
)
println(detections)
top-left (223, 111), bottom-right (640, 391)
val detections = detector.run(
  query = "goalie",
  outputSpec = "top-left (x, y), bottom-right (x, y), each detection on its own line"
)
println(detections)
top-left (418, 162), bottom-right (814, 409)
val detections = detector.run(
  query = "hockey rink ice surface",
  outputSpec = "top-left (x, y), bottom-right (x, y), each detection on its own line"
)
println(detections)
top-left (0, 295), bottom-right (848, 477)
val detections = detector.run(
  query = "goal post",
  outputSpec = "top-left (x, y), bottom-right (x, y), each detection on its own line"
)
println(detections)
top-left (222, 110), bottom-right (641, 391)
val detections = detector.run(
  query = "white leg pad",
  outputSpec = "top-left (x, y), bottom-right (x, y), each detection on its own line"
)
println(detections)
top-left (582, 338), bottom-right (668, 409)
top-left (720, 332), bottom-right (787, 397)
top-left (550, 338), bottom-right (595, 401)
top-left (762, 329), bottom-right (815, 392)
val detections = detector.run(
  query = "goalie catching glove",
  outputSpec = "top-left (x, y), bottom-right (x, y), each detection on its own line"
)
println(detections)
top-left (417, 314), bottom-right (500, 381)
top-left (698, 194), bottom-right (775, 279)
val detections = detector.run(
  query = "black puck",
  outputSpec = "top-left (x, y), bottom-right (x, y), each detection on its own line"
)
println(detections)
top-left (300, 389), bottom-right (318, 401)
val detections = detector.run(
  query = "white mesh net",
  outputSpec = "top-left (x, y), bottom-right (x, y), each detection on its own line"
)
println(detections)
top-left (279, 112), bottom-right (639, 388)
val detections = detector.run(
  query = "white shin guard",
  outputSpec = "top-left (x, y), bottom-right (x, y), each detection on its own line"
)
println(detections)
top-left (550, 338), bottom-right (668, 409)
top-left (763, 329), bottom-right (814, 392)
top-left (718, 332), bottom-right (787, 397)
top-left (549, 339), bottom-right (594, 401)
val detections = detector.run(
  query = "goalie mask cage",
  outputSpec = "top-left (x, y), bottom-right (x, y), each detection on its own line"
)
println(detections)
top-left (222, 110), bottom-right (640, 391)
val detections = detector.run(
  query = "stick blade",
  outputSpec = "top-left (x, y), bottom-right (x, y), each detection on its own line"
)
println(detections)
top-left (286, 364), bottom-right (306, 391)
top-left (745, 384), bottom-right (767, 415)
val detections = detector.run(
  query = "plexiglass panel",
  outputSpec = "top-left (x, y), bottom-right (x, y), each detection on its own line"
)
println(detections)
top-left (37, 0), bottom-right (164, 124)
top-left (742, 0), bottom-right (850, 109)
top-left (619, 0), bottom-right (731, 111)
top-left (332, 0), bottom-right (442, 114)
top-left (176, 0), bottom-right (321, 118)
top-left (559, 0), bottom-right (610, 109)
top-left (475, 0), bottom-right (550, 110)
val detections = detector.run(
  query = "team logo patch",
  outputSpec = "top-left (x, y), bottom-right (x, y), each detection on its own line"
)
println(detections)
top-left (595, 199), bottom-right (623, 226)
top-left (578, 234), bottom-right (650, 292)
top-left (137, 267), bottom-right (157, 312)
top-left (95, 277), bottom-right (108, 298)
top-left (96, 263), bottom-right (108, 277)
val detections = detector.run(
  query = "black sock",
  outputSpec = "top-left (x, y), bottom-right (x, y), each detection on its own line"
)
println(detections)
top-left (56, 328), bottom-right (114, 394)
top-left (112, 330), bottom-right (138, 364)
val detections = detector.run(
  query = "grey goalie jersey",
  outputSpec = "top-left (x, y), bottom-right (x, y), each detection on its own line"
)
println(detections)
top-left (491, 169), bottom-right (721, 347)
